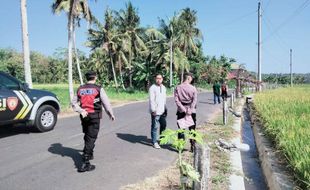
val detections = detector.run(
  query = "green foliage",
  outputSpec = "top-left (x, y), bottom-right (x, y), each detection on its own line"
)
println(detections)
top-left (0, 48), bottom-right (24, 81)
top-left (205, 55), bottom-right (235, 84)
top-left (0, 48), bottom-right (86, 84)
top-left (1, 2), bottom-right (239, 92)
top-left (180, 161), bottom-right (200, 182)
top-left (160, 128), bottom-right (204, 187)
top-left (262, 73), bottom-right (308, 84)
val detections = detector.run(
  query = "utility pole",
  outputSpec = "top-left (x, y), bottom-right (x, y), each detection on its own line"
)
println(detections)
top-left (290, 49), bottom-right (293, 87)
top-left (21, 0), bottom-right (33, 88)
top-left (258, 2), bottom-right (262, 91)
top-left (170, 40), bottom-right (173, 88)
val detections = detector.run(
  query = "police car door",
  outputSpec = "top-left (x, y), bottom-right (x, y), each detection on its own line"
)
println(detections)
top-left (0, 74), bottom-right (31, 124)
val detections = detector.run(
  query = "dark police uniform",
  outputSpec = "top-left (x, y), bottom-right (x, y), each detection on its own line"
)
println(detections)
top-left (71, 71), bottom-right (114, 172)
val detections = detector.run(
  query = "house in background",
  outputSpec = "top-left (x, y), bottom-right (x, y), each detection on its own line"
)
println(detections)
top-left (227, 63), bottom-right (258, 97)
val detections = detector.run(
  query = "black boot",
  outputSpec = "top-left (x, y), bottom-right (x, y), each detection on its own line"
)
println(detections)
top-left (78, 155), bottom-right (95, 173)
top-left (78, 161), bottom-right (95, 172)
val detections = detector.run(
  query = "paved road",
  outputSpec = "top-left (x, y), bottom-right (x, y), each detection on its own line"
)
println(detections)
top-left (0, 92), bottom-right (221, 190)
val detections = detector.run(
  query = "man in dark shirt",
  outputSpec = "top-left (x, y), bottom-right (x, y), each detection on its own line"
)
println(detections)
top-left (213, 81), bottom-right (221, 104)
top-left (71, 71), bottom-right (115, 172)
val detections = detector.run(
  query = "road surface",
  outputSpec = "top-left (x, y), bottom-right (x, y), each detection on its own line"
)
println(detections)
top-left (0, 92), bottom-right (221, 190)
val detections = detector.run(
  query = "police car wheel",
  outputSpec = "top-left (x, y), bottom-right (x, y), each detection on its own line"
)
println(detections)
top-left (34, 105), bottom-right (57, 132)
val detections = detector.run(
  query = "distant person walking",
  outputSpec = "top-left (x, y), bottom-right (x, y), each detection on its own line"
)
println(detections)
top-left (213, 81), bottom-right (221, 104)
top-left (174, 72), bottom-right (197, 152)
top-left (221, 81), bottom-right (228, 101)
top-left (71, 71), bottom-right (115, 172)
top-left (149, 74), bottom-right (167, 149)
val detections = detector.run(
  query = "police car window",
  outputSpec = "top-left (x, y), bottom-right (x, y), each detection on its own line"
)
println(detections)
top-left (0, 74), bottom-right (20, 90)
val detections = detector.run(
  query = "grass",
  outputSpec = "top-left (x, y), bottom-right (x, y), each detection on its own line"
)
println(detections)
top-left (120, 164), bottom-right (180, 190)
top-left (33, 84), bottom-right (150, 112)
top-left (119, 149), bottom-right (193, 190)
top-left (253, 85), bottom-right (310, 188)
top-left (198, 110), bottom-right (236, 190)
top-left (33, 84), bottom-right (176, 112)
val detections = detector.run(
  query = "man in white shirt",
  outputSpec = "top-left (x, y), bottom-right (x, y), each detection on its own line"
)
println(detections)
top-left (149, 74), bottom-right (167, 149)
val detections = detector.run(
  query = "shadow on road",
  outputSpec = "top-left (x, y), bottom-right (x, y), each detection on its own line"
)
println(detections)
top-left (0, 124), bottom-right (39, 139)
top-left (48, 143), bottom-right (83, 171)
top-left (116, 133), bottom-right (177, 152)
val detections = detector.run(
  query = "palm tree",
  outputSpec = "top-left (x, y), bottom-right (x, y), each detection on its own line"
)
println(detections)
top-left (87, 49), bottom-right (109, 82)
top-left (143, 27), bottom-right (166, 88)
top-left (114, 36), bottom-right (130, 90)
top-left (87, 10), bottom-right (119, 88)
top-left (20, 0), bottom-right (33, 88)
top-left (159, 15), bottom-right (179, 87)
top-left (178, 8), bottom-right (203, 81)
top-left (115, 2), bottom-right (147, 88)
top-left (52, 0), bottom-right (92, 100)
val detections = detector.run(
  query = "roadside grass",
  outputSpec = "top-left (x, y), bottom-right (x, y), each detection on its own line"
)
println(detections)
top-left (120, 151), bottom-right (194, 190)
top-left (33, 84), bottom-right (149, 112)
top-left (253, 85), bottom-right (310, 188)
top-left (33, 84), bottom-right (176, 112)
top-left (199, 110), bottom-right (236, 190)
top-left (120, 164), bottom-right (180, 190)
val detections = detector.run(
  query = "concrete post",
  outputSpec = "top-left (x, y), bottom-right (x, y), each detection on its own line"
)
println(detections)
top-left (223, 100), bottom-right (228, 125)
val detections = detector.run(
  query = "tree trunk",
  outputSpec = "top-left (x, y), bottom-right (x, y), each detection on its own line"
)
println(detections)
top-left (169, 39), bottom-right (173, 87)
top-left (129, 51), bottom-right (133, 88)
top-left (118, 59), bottom-right (126, 90)
top-left (108, 46), bottom-right (118, 89)
top-left (73, 23), bottom-right (83, 85)
top-left (181, 46), bottom-right (187, 83)
top-left (20, 0), bottom-right (33, 88)
top-left (68, 13), bottom-right (74, 101)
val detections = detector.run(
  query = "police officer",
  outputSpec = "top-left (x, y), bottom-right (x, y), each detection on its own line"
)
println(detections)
top-left (71, 71), bottom-right (115, 172)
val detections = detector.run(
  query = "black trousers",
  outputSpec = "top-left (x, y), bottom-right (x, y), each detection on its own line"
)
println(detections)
top-left (80, 116), bottom-right (100, 159)
top-left (176, 112), bottom-right (197, 147)
top-left (222, 91), bottom-right (228, 101)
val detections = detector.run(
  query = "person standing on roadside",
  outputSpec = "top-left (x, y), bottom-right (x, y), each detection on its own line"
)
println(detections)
top-left (213, 81), bottom-right (221, 104)
top-left (221, 81), bottom-right (228, 101)
top-left (174, 72), bottom-right (197, 152)
top-left (149, 74), bottom-right (167, 149)
top-left (71, 71), bottom-right (115, 172)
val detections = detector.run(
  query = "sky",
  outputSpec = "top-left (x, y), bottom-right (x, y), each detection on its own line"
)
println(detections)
top-left (0, 0), bottom-right (309, 74)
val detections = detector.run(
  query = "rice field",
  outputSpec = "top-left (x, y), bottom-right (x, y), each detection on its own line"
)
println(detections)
top-left (254, 85), bottom-right (310, 188)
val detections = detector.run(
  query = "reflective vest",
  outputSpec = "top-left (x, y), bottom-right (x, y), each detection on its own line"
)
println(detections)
top-left (77, 83), bottom-right (102, 118)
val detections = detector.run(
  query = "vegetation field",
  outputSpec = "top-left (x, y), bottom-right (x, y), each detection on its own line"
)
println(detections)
top-left (253, 85), bottom-right (310, 188)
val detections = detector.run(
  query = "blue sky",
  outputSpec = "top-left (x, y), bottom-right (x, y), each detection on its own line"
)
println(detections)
top-left (0, 0), bottom-right (309, 74)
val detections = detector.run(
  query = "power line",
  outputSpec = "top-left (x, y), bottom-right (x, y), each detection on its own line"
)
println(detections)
top-left (262, 46), bottom-right (287, 73)
top-left (262, 0), bottom-right (272, 13)
top-left (208, 10), bottom-right (256, 32)
top-left (261, 14), bottom-right (289, 51)
top-left (262, 0), bottom-right (310, 43)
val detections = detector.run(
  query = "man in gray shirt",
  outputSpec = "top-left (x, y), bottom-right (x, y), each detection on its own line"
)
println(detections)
top-left (149, 74), bottom-right (167, 149)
